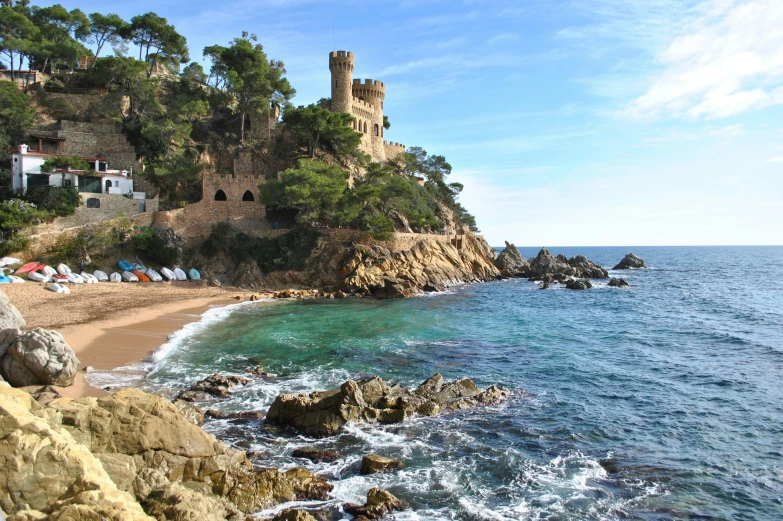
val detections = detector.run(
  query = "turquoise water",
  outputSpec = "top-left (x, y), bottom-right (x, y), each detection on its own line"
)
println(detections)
top-left (90, 246), bottom-right (783, 520)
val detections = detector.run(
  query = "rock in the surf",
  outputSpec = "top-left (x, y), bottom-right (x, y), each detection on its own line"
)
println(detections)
top-left (613, 253), bottom-right (647, 270)
top-left (608, 277), bottom-right (630, 288)
top-left (494, 241), bottom-right (531, 277)
top-left (0, 328), bottom-right (79, 387)
top-left (527, 248), bottom-right (608, 281)
top-left (343, 488), bottom-right (405, 520)
top-left (265, 373), bottom-right (509, 436)
top-left (175, 373), bottom-right (249, 401)
top-left (361, 453), bottom-right (405, 475)
top-left (565, 278), bottom-right (592, 290)
top-left (292, 447), bottom-right (342, 463)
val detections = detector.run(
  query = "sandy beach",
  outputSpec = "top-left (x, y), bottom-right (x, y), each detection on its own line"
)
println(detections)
top-left (2, 283), bottom-right (261, 398)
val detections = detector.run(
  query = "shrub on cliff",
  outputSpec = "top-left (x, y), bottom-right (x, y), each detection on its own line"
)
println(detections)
top-left (283, 104), bottom-right (362, 159)
top-left (24, 186), bottom-right (81, 217)
top-left (131, 225), bottom-right (179, 266)
top-left (201, 223), bottom-right (320, 273)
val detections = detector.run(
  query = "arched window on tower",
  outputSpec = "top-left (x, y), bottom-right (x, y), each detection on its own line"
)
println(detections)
top-left (374, 124), bottom-right (380, 136)
top-left (353, 119), bottom-right (357, 130)
top-left (214, 189), bottom-right (227, 201)
top-left (363, 122), bottom-right (368, 133)
top-left (242, 190), bottom-right (255, 202)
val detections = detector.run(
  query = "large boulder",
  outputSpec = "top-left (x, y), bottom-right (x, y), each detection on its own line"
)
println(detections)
top-left (613, 253), bottom-right (647, 270)
top-left (494, 242), bottom-right (530, 277)
top-left (0, 328), bottom-right (79, 387)
top-left (266, 374), bottom-right (509, 436)
top-left (292, 447), bottom-right (341, 463)
top-left (0, 290), bottom-right (25, 331)
top-left (528, 248), bottom-right (608, 280)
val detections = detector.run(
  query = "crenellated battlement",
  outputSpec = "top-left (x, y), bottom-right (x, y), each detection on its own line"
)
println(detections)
top-left (329, 51), bottom-right (354, 74)
top-left (352, 78), bottom-right (385, 101)
top-left (383, 141), bottom-right (406, 149)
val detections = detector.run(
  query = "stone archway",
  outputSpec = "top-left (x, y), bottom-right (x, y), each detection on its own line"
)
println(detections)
top-left (242, 190), bottom-right (255, 202)
top-left (214, 189), bottom-right (227, 201)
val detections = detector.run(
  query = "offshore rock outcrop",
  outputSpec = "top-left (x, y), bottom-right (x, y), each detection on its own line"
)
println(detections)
top-left (494, 241), bottom-right (531, 277)
top-left (528, 248), bottom-right (608, 281)
top-left (613, 253), bottom-right (647, 270)
top-left (266, 374), bottom-right (510, 436)
top-left (0, 386), bottom-right (332, 520)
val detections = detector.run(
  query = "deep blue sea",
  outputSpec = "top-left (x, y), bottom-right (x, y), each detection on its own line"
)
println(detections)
top-left (88, 246), bottom-right (783, 520)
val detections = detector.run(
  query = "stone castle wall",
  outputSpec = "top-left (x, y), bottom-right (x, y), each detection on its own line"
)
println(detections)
top-left (53, 120), bottom-right (138, 171)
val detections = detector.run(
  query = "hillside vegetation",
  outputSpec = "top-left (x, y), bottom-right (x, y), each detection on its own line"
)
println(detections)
top-left (1, 1), bottom-right (478, 257)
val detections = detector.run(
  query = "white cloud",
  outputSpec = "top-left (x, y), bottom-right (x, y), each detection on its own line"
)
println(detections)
top-left (623, 0), bottom-right (783, 120)
top-left (766, 156), bottom-right (783, 163)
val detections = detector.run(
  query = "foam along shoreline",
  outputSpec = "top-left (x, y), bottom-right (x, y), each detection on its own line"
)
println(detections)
top-left (56, 296), bottom-right (251, 398)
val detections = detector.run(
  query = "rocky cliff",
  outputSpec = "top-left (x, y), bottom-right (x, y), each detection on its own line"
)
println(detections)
top-left (0, 386), bottom-right (331, 520)
top-left (200, 231), bottom-right (501, 298)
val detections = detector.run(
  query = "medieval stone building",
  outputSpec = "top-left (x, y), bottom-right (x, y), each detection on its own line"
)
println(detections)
top-left (329, 51), bottom-right (405, 162)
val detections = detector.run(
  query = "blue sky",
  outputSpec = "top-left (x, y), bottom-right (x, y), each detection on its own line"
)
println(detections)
top-left (40, 0), bottom-right (783, 245)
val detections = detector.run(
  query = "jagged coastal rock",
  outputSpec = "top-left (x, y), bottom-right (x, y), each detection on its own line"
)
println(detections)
top-left (494, 241), bottom-right (531, 277)
top-left (565, 279), bottom-right (593, 290)
top-left (175, 373), bottom-right (250, 401)
top-left (266, 373), bottom-right (509, 436)
top-left (361, 454), bottom-right (405, 475)
top-left (0, 386), bottom-right (331, 520)
top-left (613, 253), bottom-right (647, 270)
top-left (336, 234), bottom-right (500, 297)
top-left (343, 488), bottom-right (405, 520)
top-left (528, 248), bottom-right (608, 280)
top-left (608, 277), bottom-right (631, 288)
top-left (292, 447), bottom-right (342, 463)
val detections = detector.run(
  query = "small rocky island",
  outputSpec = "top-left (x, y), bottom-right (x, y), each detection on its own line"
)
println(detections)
top-left (266, 373), bottom-right (509, 436)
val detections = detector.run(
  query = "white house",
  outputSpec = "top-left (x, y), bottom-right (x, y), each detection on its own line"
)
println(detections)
top-left (10, 144), bottom-right (136, 197)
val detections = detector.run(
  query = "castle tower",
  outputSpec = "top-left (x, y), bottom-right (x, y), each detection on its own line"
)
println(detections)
top-left (329, 51), bottom-right (354, 113)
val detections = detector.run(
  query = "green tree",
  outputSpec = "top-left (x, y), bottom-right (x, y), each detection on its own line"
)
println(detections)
top-left (0, 198), bottom-right (50, 255)
top-left (0, 5), bottom-right (38, 78)
top-left (259, 159), bottom-right (348, 225)
top-left (24, 185), bottom-right (80, 216)
top-left (217, 32), bottom-right (294, 142)
top-left (87, 12), bottom-right (128, 62)
top-left (30, 4), bottom-right (91, 72)
top-left (0, 81), bottom-right (33, 199)
top-left (129, 12), bottom-right (188, 77)
top-left (40, 155), bottom-right (90, 173)
top-left (383, 115), bottom-right (390, 130)
top-left (283, 104), bottom-right (361, 159)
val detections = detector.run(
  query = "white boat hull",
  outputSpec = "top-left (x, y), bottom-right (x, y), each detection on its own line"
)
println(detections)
top-left (49, 282), bottom-right (70, 294)
top-left (56, 263), bottom-right (72, 275)
top-left (67, 273), bottom-right (85, 284)
top-left (81, 272), bottom-right (99, 283)
top-left (146, 269), bottom-right (163, 282)
top-left (109, 272), bottom-right (122, 283)
top-left (8, 275), bottom-right (25, 283)
top-left (173, 268), bottom-right (187, 281)
top-left (122, 271), bottom-right (139, 282)
top-left (160, 267), bottom-right (176, 281)
top-left (28, 272), bottom-right (50, 283)
top-left (42, 266), bottom-right (57, 277)
top-left (93, 270), bottom-right (109, 282)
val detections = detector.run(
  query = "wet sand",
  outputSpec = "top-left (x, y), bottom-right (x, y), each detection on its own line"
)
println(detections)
top-left (3, 283), bottom-right (262, 398)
